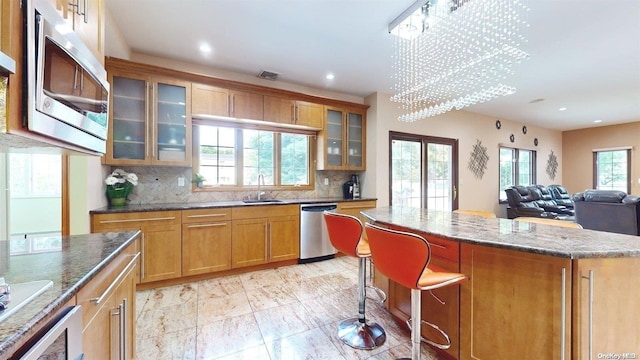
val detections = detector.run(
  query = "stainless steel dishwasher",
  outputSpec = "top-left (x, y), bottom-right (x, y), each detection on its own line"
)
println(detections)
top-left (299, 203), bottom-right (338, 263)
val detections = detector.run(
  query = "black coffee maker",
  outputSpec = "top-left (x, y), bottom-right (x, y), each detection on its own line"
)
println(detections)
top-left (342, 174), bottom-right (360, 200)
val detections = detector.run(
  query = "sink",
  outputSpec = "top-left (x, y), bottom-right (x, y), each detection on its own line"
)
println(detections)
top-left (0, 280), bottom-right (53, 322)
top-left (242, 199), bottom-right (283, 203)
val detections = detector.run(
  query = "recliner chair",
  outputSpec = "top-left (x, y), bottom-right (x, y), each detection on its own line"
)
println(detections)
top-left (548, 184), bottom-right (574, 209)
top-left (528, 185), bottom-right (575, 216)
top-left (505, 186), bottom-right (557, 219)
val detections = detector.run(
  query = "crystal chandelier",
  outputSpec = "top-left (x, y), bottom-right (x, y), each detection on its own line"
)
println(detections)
top-left (389, 0), bottom-right (530, 121)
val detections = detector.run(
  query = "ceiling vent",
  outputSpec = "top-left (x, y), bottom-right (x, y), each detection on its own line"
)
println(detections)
top-left (257, 70), bottom-right (279, 81)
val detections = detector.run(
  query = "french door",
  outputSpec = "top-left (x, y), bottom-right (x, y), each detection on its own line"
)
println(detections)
top-left (389, 131), bottom-right (459, 211)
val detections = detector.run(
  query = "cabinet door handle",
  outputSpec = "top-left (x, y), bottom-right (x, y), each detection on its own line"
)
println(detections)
top-left (73, 65), bottom-right (79, 91)
top-left (91, 253), bottom-right (140, 305)
top-left (186, 213), bottom-right (227, 219)
top-left (141, 234), bottom-right (145, 280)
top-left (264, 222), bottom-right (269, 260)
top-left (83, 0), bottom-right (88, 23)
top-left (582, 270), bottom-right (594, 360)
top-left (110, 306), bottom-right (121, 357)
top-left (560, 267), bottom-right (566, 360)
top-left (99, 216), bottom-right (176, 224)
top-left (120, 299), bottom-right (127, 360)
top-left (187, 223), bottom-right (228, 229)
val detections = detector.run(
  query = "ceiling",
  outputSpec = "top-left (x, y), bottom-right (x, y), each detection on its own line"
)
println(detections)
top-left (105, 0), bottom-right (640, 131)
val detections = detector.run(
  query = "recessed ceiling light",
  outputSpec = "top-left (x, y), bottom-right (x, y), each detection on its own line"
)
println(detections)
top-left (559, 107), bottom-right (567, 111)
top-left (199, 44), bottom-right (212, 53)
top-left (594, 119), bottom-right (602, 123)
top-left (325, 73), bottom-right (335, 80)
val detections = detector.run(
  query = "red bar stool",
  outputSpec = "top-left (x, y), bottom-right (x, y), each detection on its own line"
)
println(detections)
top-left (365, 223), bottom-right (468, 360)
top-left (323, 211), bottom-right (386, 350)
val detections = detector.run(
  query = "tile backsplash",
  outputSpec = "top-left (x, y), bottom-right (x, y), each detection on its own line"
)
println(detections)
top-left (109, 166), bottom-right (356, 205)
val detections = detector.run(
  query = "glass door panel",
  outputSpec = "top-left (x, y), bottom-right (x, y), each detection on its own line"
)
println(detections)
top-left (326, 109), bottom-right (343, 167)
top-left (156, 83), bottom-right (187, 162)
top-left (347, 112), bottom-right (363, 168)
top-left (111, 76), bottom-right (146, 160)
top-left (391, 139), bottom-right (422, 207)
top-left (426, 143), bottom-right (453, 211)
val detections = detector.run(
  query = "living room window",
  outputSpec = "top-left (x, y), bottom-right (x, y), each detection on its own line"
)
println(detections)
top-left (499, 146), bottom-right (537, 201)
top-left (593, 149), bottom-right (631, 193)
top-left (193, 124), bottom-right (312, 189)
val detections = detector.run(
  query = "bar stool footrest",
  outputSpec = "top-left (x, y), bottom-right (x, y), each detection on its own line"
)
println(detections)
top-left (366, 285), bottom-right (387, 304)
top-left (406, 318), bottom-right (452, 350)
top-left (337, 318), bottom-right (387, 350)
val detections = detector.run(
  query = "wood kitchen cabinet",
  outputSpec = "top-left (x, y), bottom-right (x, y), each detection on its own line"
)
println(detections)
top-left (104, 65), bottom-right (192, 166)
top-left (460, 244), bottom-right (571, 360)
top-left (91, 210), bottom-right (182, 284)
top-left (231, 205), bottom-right (300, 268)
top-left (45, 0), bottom-right (105, 63)
top-left (192, 83), bottom-right (264, 120)
top-left (318, 106), bottom-right (366, 170)
top-left (337, 200), bottom-right (377, 224)
top-left (182, 208), bottom-right (232, 276)
top-left (263, 95), bottom-right (324, 129)
top-left (79, 240), bottom-right (138, 360)
top-left (572, 257), bottom-right (640, 360)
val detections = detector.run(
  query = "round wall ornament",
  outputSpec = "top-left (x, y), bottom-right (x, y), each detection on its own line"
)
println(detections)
top-left (509, 134), bottom-right (515, 143)
top-left (522, 125), bottom-right (527, 134)
top-left (534, 138), bottom-right (539, 146)
top-left (495, 120), bottom-right (502, 129)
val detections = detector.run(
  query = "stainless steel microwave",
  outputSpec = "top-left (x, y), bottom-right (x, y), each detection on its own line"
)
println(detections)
top-left (25, 0), bottom-right (110, 154)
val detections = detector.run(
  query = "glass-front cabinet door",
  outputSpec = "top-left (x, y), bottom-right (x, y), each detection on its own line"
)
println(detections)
top-left (105, 72), bottom-right (191, 166)
top-left (325, 108), bottom-right (344, 168)
top-left (347, 112), bottom-right (364, 169)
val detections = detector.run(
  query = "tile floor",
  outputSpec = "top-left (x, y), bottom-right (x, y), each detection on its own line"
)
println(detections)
top-left (135, 256), bottom-right (443, 360)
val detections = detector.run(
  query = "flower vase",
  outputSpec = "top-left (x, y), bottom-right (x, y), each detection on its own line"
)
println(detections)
top-left (106, 187), bottom-right (130, 207)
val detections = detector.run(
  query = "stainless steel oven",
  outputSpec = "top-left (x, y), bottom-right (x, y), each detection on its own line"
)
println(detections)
top-left (13, 305), bottom-right (83, 360)
top-left (25, 0), bottom-right (110, 154)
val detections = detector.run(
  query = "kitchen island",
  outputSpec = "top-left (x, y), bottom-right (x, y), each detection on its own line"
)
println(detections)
top-left (362, 207), bottom-right (640, 360)
top-left (0, 231), bottom-right (140, 359)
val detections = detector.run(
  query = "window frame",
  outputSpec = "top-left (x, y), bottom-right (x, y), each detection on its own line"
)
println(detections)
top-left (592, 148), bottom-right (631, 193)
top-left (499, 146), bottom-right (537, 202)
top-left (192, 123), bottom-right (315, 191)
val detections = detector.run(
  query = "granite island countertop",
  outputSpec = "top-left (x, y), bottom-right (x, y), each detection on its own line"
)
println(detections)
top-left (362, 207), bottom-right (640, 259)
top-left (0, 231), bottom-right (141, 358)
top-left (90, 197), bottom-right (377, 214)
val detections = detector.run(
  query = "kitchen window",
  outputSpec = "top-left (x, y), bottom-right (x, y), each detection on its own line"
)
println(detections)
top-left (499, 146), bottom-right (537, 202)
top-left (593, 148), bottom-right (630, 193)
top-left (193, 124), bottom-right (312, 189)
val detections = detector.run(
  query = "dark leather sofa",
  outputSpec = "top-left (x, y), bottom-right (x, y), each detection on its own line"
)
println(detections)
top-left (505, 185), bottom-right (575, 219)
top-left (572, 190), bottom-right (640, 235)
top-left (548, 184), bottom-right (574, 209)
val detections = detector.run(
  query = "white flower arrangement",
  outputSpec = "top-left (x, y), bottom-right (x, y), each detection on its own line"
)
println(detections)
top-left (105, 169), bottom-right (138, 204)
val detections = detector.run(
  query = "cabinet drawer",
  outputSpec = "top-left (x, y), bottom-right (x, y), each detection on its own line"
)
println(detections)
top-left (232, 204), bottom-right (298, 219)
top-left (92, 210), bottom-right (182, 232)
top-left (421, 234), bottom-right (459, 263)
top-left (77, 242), bottom-right (138, 328)
top-left (337, 200), bottom-right (377, 212)
top-left (182, 208), bottom-right (232, 224)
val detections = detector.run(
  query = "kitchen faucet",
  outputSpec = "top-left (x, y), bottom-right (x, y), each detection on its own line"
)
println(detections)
top-left (257, 174), bottom-right (265, 200)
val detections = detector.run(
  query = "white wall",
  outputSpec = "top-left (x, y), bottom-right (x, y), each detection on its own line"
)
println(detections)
top-left (69, 155), bottom-right (108, 234)
top-left (364, 92), bottom-right (563, 217)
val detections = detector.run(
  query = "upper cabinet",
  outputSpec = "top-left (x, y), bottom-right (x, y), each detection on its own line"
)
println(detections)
top-left (104, 69), bottom-right (192, 166)
top-left (263, 96), bottom-right (323, 129)
top-left (192, 83), bottom-right (264, 120)
top-left (46, 0), bottom-right (105, 63)
top-left (317, 106), bottom-right (366, 171)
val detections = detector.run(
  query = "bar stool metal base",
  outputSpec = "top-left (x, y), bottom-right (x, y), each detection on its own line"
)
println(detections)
top-left (337, 318), bottom-right (386, 350)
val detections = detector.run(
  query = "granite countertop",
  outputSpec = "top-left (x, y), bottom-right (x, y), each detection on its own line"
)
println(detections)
top-left (362, 207), bottom-right (640, 259)
top-left (0, 231), bottom-right (141, 358)
top-left (90, 197), bottom-right (377, 214)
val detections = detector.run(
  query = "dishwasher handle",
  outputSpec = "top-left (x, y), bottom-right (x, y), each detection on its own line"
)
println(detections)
top-left (301, 204), bottom-right (338, 212)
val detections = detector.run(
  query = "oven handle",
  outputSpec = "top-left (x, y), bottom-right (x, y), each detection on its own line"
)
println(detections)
top-left (18, 306), bottom-right (84, 360)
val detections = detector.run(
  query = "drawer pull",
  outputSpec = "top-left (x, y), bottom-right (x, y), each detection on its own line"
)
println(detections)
top-left (99, 216), bottom-right (176, 224)
top-left (187, 214), bottom-right (227, 218)
top-left (187, 223), bottom-right (228, 228)
top-left (340, 205), bottom-right (372, 210)
top-left (91, 252), bottom-right (140, 305)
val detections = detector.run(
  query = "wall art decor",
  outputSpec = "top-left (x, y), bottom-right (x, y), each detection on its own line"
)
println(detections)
top-left (546, 150), bottom-right (558, 180)
top-left (495, 120), bottom-right (502, 129)
top-left (509, 134), bottom-right (515, 143)
top-left (534, 138), bottom-right (539, 146)
top-left (522, 125), bottom-right (527, 134)
top-left (468, 139), bottom-right (489, 179)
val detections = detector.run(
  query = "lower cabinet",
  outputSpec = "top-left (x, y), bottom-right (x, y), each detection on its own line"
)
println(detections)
top-left (459, 244), bottom-right (571, 360)
top-left (231, 205), bottom-right (300, 268)
top-left (79, 241), bottom-right (139, 360)
top-left (572, 257), bottom-right (640, 360)
top-left (91, 211), bottom-right (182, 283)
top-left (182, 208), bottom-right (232, 276)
